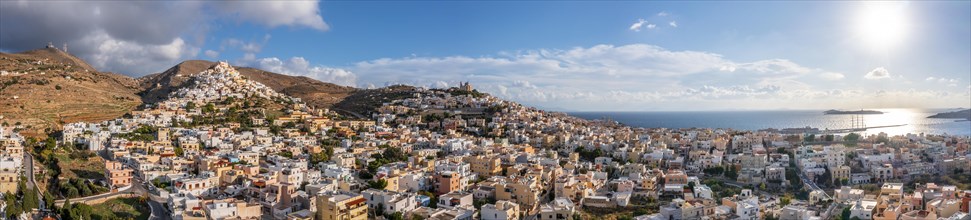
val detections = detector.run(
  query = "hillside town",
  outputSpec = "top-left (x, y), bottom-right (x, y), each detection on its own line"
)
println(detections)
top-left (0, 62), bottom-right (970, 220)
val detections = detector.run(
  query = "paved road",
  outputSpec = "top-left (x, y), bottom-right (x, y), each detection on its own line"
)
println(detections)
top-left (53, 168), bottom-right (147, 207)
top-left (50, 163), bottom-right (173, 219)
top-left (147, 199), bottom-right (171, 220)
top-left (24, 153), bottom-right (45, 210)
top-left (132, 173), bottom-right (171, 220)
top-left (53, 188), bottom-right (137, 206)
top-left (797, 171), bottom-right (839, 220)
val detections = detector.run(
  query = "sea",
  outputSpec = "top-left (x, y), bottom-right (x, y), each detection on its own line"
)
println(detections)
top-left (568, 108), bottom-right (971, 137)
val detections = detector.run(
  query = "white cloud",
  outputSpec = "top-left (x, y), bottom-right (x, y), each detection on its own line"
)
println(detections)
top-left (657, 11), bottom-right (669, 16)
top-left (225, 39), bottom-right (261, 54)
top-left (647, 24), bottom-right (657, 29)
top-left (242, 53), bottom-right (257, 62)
top-left (78, 30), bottom-right (199, 75)
top-left (347, 43), bottom-right (893, 110)
top-left (669, 21), bottom-right (678, 27)
top-left (0, 1), bottom-right (328, 75)
top-left (254, 57), bottom-right (357, 86)
top-left (864, 67), bottom-right (891, 79)
top-left (926, 76), bottom-right (958, 83)
top-left (204, 50), bottom-right (220, 59)
top-left (629, 19), bottom-right (649, 32)
top-left (344, 43), bottom-right (971, 110)
top-left (820, 72), bottom-right (845, 80)
top-left (734, 59), bottom-right (811, 75)
top-left (215, 1), bottom-right (329, 30)
top-left (223, 35), bottom-right (271, 55)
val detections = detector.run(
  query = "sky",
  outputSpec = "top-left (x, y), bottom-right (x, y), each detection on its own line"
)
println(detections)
top-left (2, 1), bottom-right (970, 111)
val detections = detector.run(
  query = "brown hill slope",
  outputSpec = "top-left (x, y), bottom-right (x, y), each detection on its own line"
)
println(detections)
top-left (333, 85), bottom-right (419, 117)
top-left (0, 48), bottom-right (141, 137)
top-left (138, 60), bottom-right (358, 109)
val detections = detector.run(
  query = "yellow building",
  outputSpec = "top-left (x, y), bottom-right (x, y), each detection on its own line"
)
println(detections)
top-left (316, 193), bottom-right (367, 220)
top-left (105, 160), bottom-right (133, 189)
top-left (466, 155), bottom-right (501, 177)
top-left (0, 171), bottom-right (17, 194)
top-left (495, 176), bottom-right (542, 213)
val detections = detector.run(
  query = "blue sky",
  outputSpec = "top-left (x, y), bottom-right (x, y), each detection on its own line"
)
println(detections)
top-left (2, 1), bottom-right (969, 111)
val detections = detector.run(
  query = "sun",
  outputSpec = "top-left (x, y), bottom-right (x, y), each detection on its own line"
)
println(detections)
top-left (855, 2), bottom-right (910, 50)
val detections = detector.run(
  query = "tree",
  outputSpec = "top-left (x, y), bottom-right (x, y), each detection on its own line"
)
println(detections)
top-left (724, 166), bottom-right (739, 180)
top-left (61, 198), bottom-right (73, 219)
top-left (841, 207), bottom-right (851, 220)
top-left (375, 203), bottom-right (385, 216)
top-left (203, 103), bottom-right (216, 114)
top-left (44, 137), bottom-right (57, 150)
top-left (804, 134), bottom-right (816, 142)
top-left (43, 191), bottom-right (55, 208)
top-left (419, 191), bottom-right (438, 208)
top-left (4, 192), bottom-right (21, 219)
top-left (67, 203), bottom-right (93, 220)
top-left (185, 102), bottom-right (196, 111)
top-left (278, 151), bottom-right (294, 159)
top-left (310, 151), bottom-right (331, 165)
top-left (816, 167), bottom-right (833, 187)
top-left (389, 212), bottom-right (404, 220)
top-left (382, 147), bottom-right (408, 162)
top-left (474, 197), bottom-right (496, 209)
top-left (66, 187), bottom-right (79, 198)
top-left (703, 166), bottom-right (725, 176)
top-left (175, 145), bottom-right (185, 157)
top-left (845, 133), bottom-right (861, 142)
top-left (23, 185), bottom-right (39, 211)
top-left (786, 168), bottom-right (802, 186)
top-left (780, 194), bottom-right (792, 206)
top-left (368, 179), bottom-right (388, 190)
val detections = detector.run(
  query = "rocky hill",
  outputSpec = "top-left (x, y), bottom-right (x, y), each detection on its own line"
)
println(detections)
top-left (333, 85), bottom-right (419, 117)
top-left (1, 48), bottom-right (406, 137)
top-left (138, 60), bottom-right (357, 109)
top-left (0, 47), bottom-right (142, 137)
top-left (928, 109), bottom-right (971, 120)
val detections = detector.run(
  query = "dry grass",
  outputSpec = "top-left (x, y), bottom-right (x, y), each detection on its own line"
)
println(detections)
top-left (91, 197), bottom-right (151, 220)
top-left (0, 51), bottom-right (141, 138)
top-left (54, 151), bottom-right (105, 180)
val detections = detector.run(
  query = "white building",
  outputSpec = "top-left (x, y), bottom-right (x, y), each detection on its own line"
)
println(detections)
top-left (362, 189), bottom-right (419, 215)
top-left (481, 200), bottom-right (520, 220)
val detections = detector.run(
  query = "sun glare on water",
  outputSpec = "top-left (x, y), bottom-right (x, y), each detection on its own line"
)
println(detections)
top-left (855, 1), bottom-right (911, 50)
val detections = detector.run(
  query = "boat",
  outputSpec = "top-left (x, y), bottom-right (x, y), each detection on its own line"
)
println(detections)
top-left (824, 109), bottom-right (883, 115)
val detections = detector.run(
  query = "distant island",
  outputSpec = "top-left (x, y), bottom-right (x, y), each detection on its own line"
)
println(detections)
top-left (927, 109), bottom-right (971, 121)
top-left (824, 109), bottom-right (884, 115)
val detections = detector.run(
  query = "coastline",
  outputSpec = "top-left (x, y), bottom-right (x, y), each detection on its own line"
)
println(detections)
top-left (567, 108), bottom-right (971, 136)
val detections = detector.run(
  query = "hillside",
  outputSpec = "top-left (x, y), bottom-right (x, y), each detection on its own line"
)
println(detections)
top-left (333, 84), bottom-right (419, 117)
top-left (1, 50), bottom-right (407, 137)
top-left (0, 47), bottom-right (141, 137)
top-left (139, 60), bottom-right (357, 109)
top-left (928, 109), bottom-right (971, 120)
